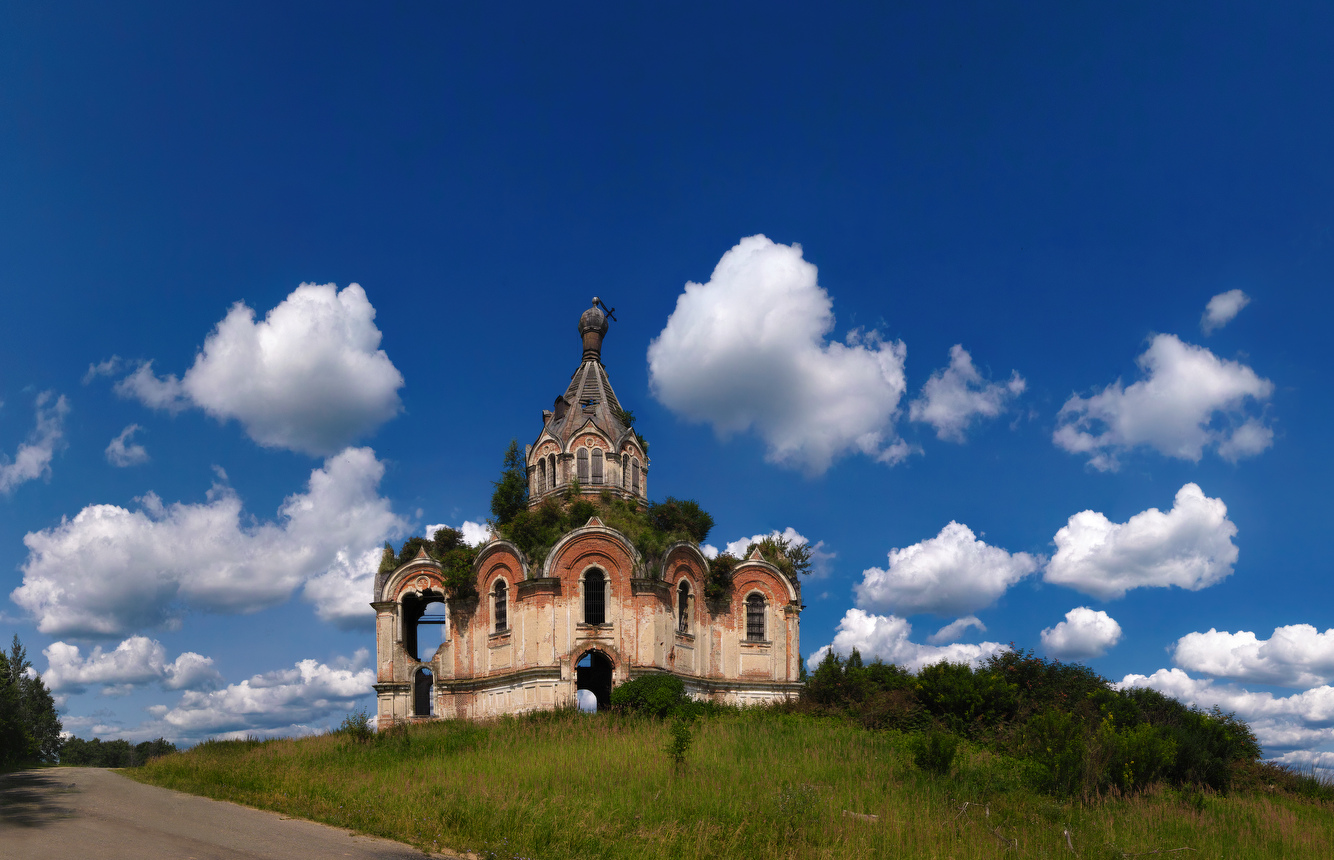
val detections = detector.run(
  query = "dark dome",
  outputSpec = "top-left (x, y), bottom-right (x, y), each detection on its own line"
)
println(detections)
top-left (579, 304), bottom-right (608, 335)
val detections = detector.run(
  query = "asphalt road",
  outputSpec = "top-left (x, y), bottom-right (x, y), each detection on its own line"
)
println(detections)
top-left (0, 767), bottom-right (449, 859)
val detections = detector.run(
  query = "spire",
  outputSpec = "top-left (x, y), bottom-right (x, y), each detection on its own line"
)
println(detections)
top-left (578, 297), bottom-right (611, 362)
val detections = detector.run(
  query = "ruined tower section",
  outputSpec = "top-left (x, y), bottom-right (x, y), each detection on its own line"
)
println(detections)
top-left (372, 301), bottom-right (802, 726)
top-left (526, 301), bottom-right (647, 507)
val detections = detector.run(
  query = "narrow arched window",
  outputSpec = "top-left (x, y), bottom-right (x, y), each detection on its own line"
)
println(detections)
top-left (621, 453), bottom-right (628, 488)
top-left (584, 569), bottom-right (605, 625)
top-left (631, 460), bottom-right (640, 495)
top-left (577, 448), bottom-right (589, 482)
top-left (494, 580), bottom-right (508, 633)
top-left (677, 581), bottom-right (690, 633)
top-left (745, 593), bottom-right (766, 641)
top-left (537, 459), bottom-right (546, 493)
top-left (549, 453), bottom-right (557, 486)
top-left (591, 448), bottom-right (603, 484)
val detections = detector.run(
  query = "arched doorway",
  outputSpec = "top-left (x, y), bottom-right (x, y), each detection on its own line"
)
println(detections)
top-left (414, 667), bottom-right (433, 717)
top-left (575, 650), bottom-right (613, 712)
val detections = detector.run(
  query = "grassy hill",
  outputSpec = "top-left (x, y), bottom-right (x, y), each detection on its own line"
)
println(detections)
top-left (131, 703), bottom-right (1333, 859)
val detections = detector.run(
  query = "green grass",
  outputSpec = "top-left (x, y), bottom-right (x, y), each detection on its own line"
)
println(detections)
top-left (129, 709), bottom-right (1334, 859)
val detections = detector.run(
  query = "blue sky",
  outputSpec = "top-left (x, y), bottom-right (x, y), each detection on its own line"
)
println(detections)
top-left (3, 3), bottom-right (1333, 766)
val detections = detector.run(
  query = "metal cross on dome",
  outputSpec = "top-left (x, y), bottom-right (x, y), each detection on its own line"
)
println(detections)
top-left (592, 296), bottom-right (617, 322)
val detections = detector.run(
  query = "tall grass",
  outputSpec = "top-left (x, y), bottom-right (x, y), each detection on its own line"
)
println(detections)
top-left (131, 709), bottom-right (1334, 859)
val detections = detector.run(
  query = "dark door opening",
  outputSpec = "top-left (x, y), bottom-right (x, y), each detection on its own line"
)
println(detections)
top-left (414, 667), bottom-right (433, 717)
top-left (575, 651), bottom-right (613, 712)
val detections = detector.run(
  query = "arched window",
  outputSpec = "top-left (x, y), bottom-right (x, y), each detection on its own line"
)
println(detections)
top-left (631, 460), bottom-right (640, 495)
top-left (621, 453), bottom-right (628, 488)
top-left (745, 593), bottom-right (766, 641)
top-left (549, 453), bottom-right (557, 486)
top-left (591, 448), bottom-right (603, 484)
top-left (414, 667), bottom-right (433, 717)
top-left (577, 448), bottom-right (589, 483)
top-left (537, 458), bottom-right (546, 493)
top-left (584, 569), bottom-right (606, 625)
top-left (493, 580), bottom-right (508, 633)
top-left (677, 580), bottom-right (690, 633)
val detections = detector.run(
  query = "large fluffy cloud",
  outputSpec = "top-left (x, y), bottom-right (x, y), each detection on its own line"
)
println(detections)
top-left (159, 650), bottom-right (374, 737)
top-left (113, 283), bottom-right (404, 456)
top-left (909, 345), bottom-right (1025, 442)
top-left (0, 391), bottom-right (69, 494)
top-left (1173, 625), bottom-right (1334, 689)
top-left (647, 235), bottom-right (910, 475)
top-left (11, 447), bottom-right (405, 636)
top-left (1118, 668), bottom-right (1334, 754)
top-left (1040, 607), bottom-right (1122, 659)
top-left (1053, 334), bottom-right (1273, 470)
top-left (808, 609), bottom-right (1008, 672)
top-left (1044, 483), bottom-right (1238, 600)
top-left (43, 636), bottom-right (222, 696)
top-left (1201, 289), bottom-right (1250, 335)
top-left (854, 522), bottom-right (1040, 616)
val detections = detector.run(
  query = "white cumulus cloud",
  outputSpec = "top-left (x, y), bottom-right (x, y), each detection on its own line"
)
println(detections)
top-left (807, 608), bottom-right (1008, 672)
top-left (1053, 333), bottom-right (1273, 470)
top-left (160, 650), bottom-right (374, 737)
top-left (1172, 624), bottom-right (1334, 689)
top-left (1044, 482), bottom-right (1238, 600)
top-left (647, 235), bottom-right (911, 475)
top-left (0, 391), bottom-right (69, 494)
top-left (105, 424), bottom-right (149, 467)
top-left (43, 635), bottom-right (222, 695)
top-left (854, 521), bottom-right (1040, 616)
top-left (11, 447), bottom-right (406, 636)
top-left (1040, 607), bottom-right (1122, 659)
top-left (1118, 668), bottom-right (1334, 754)
top-left (1201, 289), bottom-right (1251, 335)
top-left (909, 345), bottom-right (1025, 442)
top-left (111, 283), bottom-right (404, 456)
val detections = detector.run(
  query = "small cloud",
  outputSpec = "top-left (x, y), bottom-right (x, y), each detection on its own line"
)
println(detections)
top-left (909, 345), bottom-right (1025, 442)
top-left (83, 356), bottom-right (125, 385)
top-left (1040, 607), bottom-right (1122, 659)
top-left (927, 615), bottom-right (987, 646)
top-left (1201, 289), bottom-right (1251, 335)
top-left (105, 424), bottom-right (149, 467)
top-left (0, 391), bottom-right (69, 494)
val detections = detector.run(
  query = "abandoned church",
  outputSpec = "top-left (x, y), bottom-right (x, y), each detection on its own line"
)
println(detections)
top-left (372, 300), bottom-right (803, 723)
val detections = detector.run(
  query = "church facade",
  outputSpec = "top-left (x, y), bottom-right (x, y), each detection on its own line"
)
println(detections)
top-left (372, 301), bottom-right (802, 723)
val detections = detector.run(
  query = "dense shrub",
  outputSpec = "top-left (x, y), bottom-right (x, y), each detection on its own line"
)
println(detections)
top-left (915, 661), bottom-right (1017, 737)
top-left (800, 646), bottom-right (1263, 799)
top-left (610, 673), bottom-right (689, 718)
top-left (911, 729), bottom-right (959, 775)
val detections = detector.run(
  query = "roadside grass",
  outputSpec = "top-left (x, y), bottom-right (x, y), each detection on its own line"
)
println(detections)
top-left (129, 709), bottom-right (1334, 859)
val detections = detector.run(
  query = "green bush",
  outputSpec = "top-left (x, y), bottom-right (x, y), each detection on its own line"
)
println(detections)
top-left (911, 729), bottom-right (959, 775)
top-left (915, 662), bottom-right (1017, 736)
top-left (1025, 708), bottom-right (1086, 795)
top-left (337, 709), bottom-right (374, 743)
top-left (610, 673), bottom-right (688, 718)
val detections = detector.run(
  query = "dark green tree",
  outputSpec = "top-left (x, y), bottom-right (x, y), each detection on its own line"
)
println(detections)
top-left (647, 497), bottom-right (714, 544)
top-left (5, 635), bottom-right (63, 763)
top-left (490, 439), bottom-right (529, 525)
top-left (0, 647), bottom-right (33, 767)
